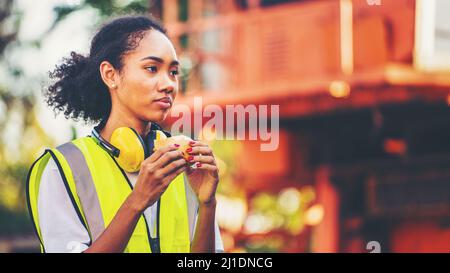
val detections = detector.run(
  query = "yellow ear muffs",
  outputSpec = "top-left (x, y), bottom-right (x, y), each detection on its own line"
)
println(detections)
top-left (109, 127), bottom-right (147, 173)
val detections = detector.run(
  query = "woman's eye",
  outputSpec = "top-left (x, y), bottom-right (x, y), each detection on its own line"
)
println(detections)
top-left (170, 70), bottom-right (179, 76)
top-left (146, 66), bottom-right (157, 73)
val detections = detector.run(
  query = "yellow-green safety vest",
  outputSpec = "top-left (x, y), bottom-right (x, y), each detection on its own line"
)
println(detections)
top-left (26, 136), bottom-right (191, 253)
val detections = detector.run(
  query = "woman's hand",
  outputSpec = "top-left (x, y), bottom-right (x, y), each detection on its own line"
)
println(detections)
top-left (184, 141), bottom-right (219, 206)
top-left (129, 144), bottom-right (187, 212)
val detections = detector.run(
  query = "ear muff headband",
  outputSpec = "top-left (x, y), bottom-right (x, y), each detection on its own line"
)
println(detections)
top-left (129, 127), bottom-right (149, 158)
top-left (91, 125), bottom-right (120, 157)
top-left (146, 129), bottom-right (157, 157)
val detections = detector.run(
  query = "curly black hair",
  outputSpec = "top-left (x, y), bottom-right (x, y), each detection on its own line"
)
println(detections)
top-left (45, 15), bottom-right (168, 123)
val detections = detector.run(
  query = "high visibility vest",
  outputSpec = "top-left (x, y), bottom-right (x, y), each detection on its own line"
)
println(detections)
top-left (26, 136), bottom-right (191, 253)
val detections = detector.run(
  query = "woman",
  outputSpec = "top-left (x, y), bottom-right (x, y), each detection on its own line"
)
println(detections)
top-left (26, 15), bottom-right (223, 253)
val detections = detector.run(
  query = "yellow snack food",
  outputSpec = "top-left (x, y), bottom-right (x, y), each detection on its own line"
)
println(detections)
top-left (153, 132), bottom-right (193, 161)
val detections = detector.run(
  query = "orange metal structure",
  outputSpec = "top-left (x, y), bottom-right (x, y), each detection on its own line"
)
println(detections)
top-left (157, 0), bottom-right (450, 252)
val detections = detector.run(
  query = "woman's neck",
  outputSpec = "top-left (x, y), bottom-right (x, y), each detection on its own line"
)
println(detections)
top-left (99, 107), bottom-right (151, 142)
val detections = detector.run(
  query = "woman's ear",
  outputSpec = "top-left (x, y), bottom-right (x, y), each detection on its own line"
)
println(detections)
top-left (99, 61), bottom-right (119, 90)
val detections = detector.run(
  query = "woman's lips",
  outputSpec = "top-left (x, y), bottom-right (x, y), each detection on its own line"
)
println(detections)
top-left (154, 97), bottom-right (172, 109)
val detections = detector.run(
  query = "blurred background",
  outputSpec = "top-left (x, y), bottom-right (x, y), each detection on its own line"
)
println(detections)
top-left (1, 0), bottom-right (450, 253)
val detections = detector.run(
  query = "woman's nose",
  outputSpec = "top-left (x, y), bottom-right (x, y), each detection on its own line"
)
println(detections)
top-left (159, 85), bottom-right (174, 94)
top-left (158, 75), bottom-right (176, 94)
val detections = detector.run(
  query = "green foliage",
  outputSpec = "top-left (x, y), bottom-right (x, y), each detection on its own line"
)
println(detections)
top-left (0, 206), bottom-right (34, 235)
top-left (53, 0), bottom-right (151, 25)
top-left (53, 5), bottom-right (82, 24)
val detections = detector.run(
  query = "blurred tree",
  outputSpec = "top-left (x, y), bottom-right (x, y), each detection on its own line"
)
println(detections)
top-left (0, 0), bottom-right (16, 53)
top-left (52, 0), bottom-right (155, 26)
top-left (0, 0), bottom-right (61, 238)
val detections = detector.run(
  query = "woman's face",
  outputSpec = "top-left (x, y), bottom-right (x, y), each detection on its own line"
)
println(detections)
top-left (114, 29), bottom-right (179, 123)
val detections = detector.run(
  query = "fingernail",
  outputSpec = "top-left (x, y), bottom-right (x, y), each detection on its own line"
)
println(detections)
top-left (188, 156), bottom-right (194, 161)
top-left (189, 141), bottom-right (196, 145)
top-left (174, 143), bottom-right (180, 147)
top-left (186, 147), bottom-right (192, 152)
top-left (196, 163), bottom-right (202, 167)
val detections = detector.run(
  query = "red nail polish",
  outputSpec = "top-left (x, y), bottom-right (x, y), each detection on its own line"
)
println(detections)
top-left (197, 163), bottom-right (202, 167)
top-left (174, 143), bottom-right (180, 147)
top-left (188, 156), bottom-right (194, 161)
top-left (189, 141), bottom-right (196, 145)
top-left (186, 147), bottom-right (192, 152)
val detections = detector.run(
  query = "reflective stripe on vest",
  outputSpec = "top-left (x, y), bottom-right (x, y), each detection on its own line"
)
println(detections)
top-left (27, 136), bottom-right (191, 253)
top-left (56, 142), bottom-right (105, 242)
